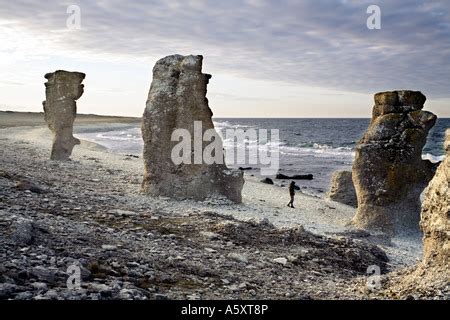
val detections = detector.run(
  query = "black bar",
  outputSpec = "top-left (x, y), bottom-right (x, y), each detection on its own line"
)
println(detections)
top-left (0, 300), bottom-right (445, 319)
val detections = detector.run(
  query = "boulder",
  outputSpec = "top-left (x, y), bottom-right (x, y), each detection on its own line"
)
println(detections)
top-left (11, 217), bottom-right (34, 245)
top-left (15, 178), bottom-right (47, 194)
top-left (352, 90), bottom-right (437, 234)
top-left (420, 129), bottom-right (449, 267)
top-left (43, 70), bottom-right (85, 160)
top-left (260, 178), bottom-right (274, 185)
top-left (141, 55), bottom-right (244, 202)
top-left (326, 171), bottom-right (357, 207)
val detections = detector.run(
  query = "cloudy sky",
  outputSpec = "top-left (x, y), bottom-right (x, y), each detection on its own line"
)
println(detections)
top-left (0, 0), bottom-right (449, 117)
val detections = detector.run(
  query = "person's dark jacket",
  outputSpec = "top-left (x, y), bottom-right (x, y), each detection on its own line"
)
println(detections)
top-left (289, 184), bottom-right (295, 196)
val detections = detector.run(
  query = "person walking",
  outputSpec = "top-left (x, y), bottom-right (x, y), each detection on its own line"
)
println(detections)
top-left (287, 181), bottom-right (296, 208)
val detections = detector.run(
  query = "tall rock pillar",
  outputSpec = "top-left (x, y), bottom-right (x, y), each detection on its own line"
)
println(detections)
top-left (352, 90), bottom-right (437, 233)
top-left (141, 55), bottom-right (244, 202)
top-left (43, 70), bottom-right (85, 160)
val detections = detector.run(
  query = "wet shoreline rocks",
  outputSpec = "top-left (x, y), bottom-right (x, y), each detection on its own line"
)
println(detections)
top-left (276, 173), bottom-right (313, 180)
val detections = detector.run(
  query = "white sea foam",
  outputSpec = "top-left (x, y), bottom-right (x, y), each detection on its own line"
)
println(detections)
top-left (422, 153), bottom-right (445, 163)
top-left (77, 123), bottom-right (445, 166)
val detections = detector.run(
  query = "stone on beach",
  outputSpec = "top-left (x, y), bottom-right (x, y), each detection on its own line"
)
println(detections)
top-left (15, 180), bottom-right (46, 194)
top-left (11, 217), bottom-right (34, 246)
top-left (141, 55), bottom-right (244, 202)
top-left (352, 90), bottom-right (438, 234)
top-left (326, 171), bottom-right (357, 207)
top-left (260, 177), bottom-right (274, 185)
top-left (273, 257), bottom-right (288, 266)
top-left (43, 70), bottom-right (85, 160)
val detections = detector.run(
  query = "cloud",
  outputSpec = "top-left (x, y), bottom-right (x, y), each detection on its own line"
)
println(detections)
top-left (0, 81), bottom-right (24, 86)
top-left (0, 0), bottom-right (449, 98)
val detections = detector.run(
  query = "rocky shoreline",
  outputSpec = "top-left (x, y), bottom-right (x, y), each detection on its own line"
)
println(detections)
top-left (0, 122), bottom-right (447, 300)
top-left (0, 133), bottom-right (381, 300)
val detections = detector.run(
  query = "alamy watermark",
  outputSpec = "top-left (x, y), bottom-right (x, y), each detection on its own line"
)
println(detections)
top-left (66, 4), bottom-right (81, 30)
top-left (66, 263), bottom-right (81, 290)
top-left (367, 5), bottom-right (381, 30)
top-left (171, 121), bottom-right (280, 175)
top-left (366, 265), bottom-right (382, 291)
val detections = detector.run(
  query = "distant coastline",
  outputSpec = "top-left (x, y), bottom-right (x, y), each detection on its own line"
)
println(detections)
top-left (0, 111), bottom-right (141, 129)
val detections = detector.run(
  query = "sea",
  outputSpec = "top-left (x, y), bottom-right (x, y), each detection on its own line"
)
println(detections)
top-left (76, 118), bottom-right (450, 197)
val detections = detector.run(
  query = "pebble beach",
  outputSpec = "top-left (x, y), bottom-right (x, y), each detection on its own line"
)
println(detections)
top-left (0, 112), bottom-right (440, 300)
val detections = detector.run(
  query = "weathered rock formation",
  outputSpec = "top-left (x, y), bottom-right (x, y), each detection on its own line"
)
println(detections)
top-left (43, 70), bottom-right (85, 160)
top-left (327, 171), bottom-right (357, 207)
top-left (352, 90), bottom-right (437, 233)
top-left (141, 55), bottom-right (244, 202)
top-left (420, 129), bottom-right (449, 267)
top-left (379, 130), bottom-right (449, 298)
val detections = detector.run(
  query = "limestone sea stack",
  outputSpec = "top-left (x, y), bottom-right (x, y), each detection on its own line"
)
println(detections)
top-left (420, 129), bottom-right (449, 267)
top-left (141, 55), bottom-right (244, 202)
top-left (43, 70), bottom-right (85, 160)
top-left (326, 171), bottom-right (357, 207)
top-left (352, 90), bottom-right (437, 234)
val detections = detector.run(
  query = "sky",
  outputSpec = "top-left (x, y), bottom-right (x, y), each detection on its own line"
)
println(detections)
top-left (0, 0), bottom-right (449, 118)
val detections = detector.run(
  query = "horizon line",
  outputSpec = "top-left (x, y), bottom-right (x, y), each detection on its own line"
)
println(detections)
top-left (2, 110), bottom-right (450, 120)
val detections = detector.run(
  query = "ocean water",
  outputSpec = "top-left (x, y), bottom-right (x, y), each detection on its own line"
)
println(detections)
top-left (76, 118), bottom-right (449, 197)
